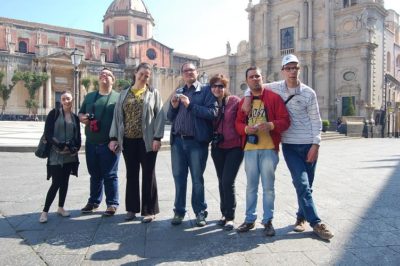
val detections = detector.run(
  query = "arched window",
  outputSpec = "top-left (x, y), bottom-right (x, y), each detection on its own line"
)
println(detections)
top-left (18, 40), bottom-right (27, 53)
top-left (387, 52), bottom-right (391, 72)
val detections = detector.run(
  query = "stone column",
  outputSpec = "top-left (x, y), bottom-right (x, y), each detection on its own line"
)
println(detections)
top-left (45, 67), bottom-right (52, 113)
top-left (246, 1), bottom-right (256, 65)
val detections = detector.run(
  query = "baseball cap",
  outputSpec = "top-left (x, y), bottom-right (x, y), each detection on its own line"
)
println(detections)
top-left (281, 54), bottom-right (299, 67)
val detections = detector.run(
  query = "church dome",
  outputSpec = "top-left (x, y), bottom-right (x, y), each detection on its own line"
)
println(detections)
top-left (104, 0), bottom-right (154, 23)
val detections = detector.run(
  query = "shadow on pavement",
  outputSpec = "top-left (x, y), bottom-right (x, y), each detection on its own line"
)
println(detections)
top-left (334, 154), bottom-right (400, 265)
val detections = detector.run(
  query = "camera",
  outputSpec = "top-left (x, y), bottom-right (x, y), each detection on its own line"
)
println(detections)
top-left (86, 113), bottom-right (95, 121)
top-left (89, 119), bottom-right (101, 132)
top-left (174, 93), bottom-right (183, 99)
top-left (211, 133), bottom-right (224, 147)
top-left (246, 134), bottom-right (258, 144)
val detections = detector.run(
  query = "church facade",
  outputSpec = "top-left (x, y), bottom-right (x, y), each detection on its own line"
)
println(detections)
top-left (200, 0), bottom-right (400, 136)
top-left (0, 0), bottom-right (199, 117)
top-left (1, 0), bottom-right (400, 135)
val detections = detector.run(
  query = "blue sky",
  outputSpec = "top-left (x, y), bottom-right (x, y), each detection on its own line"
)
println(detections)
top-left (0, 0), bottom-right (399, 59)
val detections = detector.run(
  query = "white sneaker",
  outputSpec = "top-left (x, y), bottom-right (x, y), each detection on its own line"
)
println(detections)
top-left (39, 212), bottom-right (48, 223)
top-left (57, 207), bottom-right (70, 217)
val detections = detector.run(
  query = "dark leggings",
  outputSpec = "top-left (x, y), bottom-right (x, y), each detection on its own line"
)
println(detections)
top-left (43, 163), bottom-right (73, 212)
top-left (211, 146), bottom-right (244, 220)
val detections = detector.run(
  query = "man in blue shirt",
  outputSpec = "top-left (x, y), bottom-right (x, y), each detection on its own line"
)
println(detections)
top-left (167, 62), bottom-right (217, 227)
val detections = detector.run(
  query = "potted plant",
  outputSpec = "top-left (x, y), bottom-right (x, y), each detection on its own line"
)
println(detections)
top-left (322, 120), bottom-right (330, 132)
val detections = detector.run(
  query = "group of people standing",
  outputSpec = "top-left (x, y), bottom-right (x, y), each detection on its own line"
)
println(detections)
top-left (38, 54), bottom-right (334, 241)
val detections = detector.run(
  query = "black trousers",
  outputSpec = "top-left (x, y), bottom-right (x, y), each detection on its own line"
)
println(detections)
top-left (123, 138), bottom-right (159, 216)
top-left (43, 163), bottom-right (73, 212)
top-left (211, 146), bottom-right (244, 220)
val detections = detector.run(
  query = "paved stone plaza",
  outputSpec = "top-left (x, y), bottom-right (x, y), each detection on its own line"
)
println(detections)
top-left (0, 122), bottom-right (399, 265)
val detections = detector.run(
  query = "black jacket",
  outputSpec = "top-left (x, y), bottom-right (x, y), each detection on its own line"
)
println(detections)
top-left (44, 108), bottom-right (81, 179)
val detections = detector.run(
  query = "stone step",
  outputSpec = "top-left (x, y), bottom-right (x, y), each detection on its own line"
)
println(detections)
top-left (321, 131), bottom-right (361, 141)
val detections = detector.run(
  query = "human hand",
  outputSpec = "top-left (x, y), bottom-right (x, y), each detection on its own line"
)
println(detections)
top-left (246, 125), bottom-right (258, 134)
top-left (171, 95), bottom-right (180, 108)
top-left (306, 144), bottom-right (319, 163)
top-left (79, 113), bottom-right (90, 125)
top-left (178, 94), bottom-right (190, 108)
top-left (152, 140), bottom-right (161, 152)
top-left (257, 122), bottom-right (274, 133)
top-left (108, 140), bottom-right (119, 153)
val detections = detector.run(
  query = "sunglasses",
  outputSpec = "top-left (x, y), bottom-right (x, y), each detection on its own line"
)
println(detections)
top-left (212, 84), bottom-right (225, 89)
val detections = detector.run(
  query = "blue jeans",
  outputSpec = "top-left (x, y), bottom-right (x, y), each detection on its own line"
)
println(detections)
top-left (244, 149), bottom-right (278, 224)
top-left (282, 143), bottom-right (321, 227)
top-left (85, 142), bottom-right (120, 207)
top-left (171, 137), bottom-right (208, 216)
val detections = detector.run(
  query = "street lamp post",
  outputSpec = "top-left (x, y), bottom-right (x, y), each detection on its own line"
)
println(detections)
top-left (70, 48), bottom-right (83, 114)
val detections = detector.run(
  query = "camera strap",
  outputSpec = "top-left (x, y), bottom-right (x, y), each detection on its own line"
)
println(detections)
top-left (92, 91), bottom-right (112, 121)
top-left (214, 97), bottom-right (226, 133)
top-left (284, 94), bottom-right (296, 105)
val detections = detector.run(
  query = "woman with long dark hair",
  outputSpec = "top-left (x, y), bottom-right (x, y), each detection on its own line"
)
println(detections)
top-left (109, 62), bottom-right (165, 223)
top-left (39, 90), bottom-right (81, 223)
top-left (209, 74), bottom-right (243, 230)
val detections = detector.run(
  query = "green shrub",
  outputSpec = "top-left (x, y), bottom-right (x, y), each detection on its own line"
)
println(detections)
top-left (322, 120), bottom-right (330, 127)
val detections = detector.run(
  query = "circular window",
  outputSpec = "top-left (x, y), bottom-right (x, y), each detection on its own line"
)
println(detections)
top-left (146, 48), bottom-right (157, 60)
top-left (343, 71), bottom-right (355, 81)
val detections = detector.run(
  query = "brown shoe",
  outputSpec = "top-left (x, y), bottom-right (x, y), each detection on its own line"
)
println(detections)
top-left (293, 218), bottom-right (306, 232)
top-left (237, 222), bottom-right (255, 233)
top-left (103, 206), bottom-right (117, 216)
top-left (263, 220), bottom-right (275, 237)
top-left (313, 223), bottom-right (334, 240)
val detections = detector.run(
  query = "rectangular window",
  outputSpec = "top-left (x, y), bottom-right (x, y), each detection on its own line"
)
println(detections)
top-left (137, 25), bottom-right (143, 37)
top-left (344, 0), bottom-right (357, 8)
top-left (341, 96), bottom-right (356, 116)
top-left (280, 27), bottom-right (294, 55)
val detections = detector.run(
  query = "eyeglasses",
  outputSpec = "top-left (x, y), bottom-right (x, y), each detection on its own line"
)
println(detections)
top-left (183, 68), bottom-right (196, 73)
top-left (100, 72), bottom-right (113, 78)
top-left (212, 84), bottom-right (225, 89)
top-left (283, 66), bottom-right (300, 72)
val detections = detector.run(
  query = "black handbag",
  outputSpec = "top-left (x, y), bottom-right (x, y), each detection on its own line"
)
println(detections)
top-left (35, 108), bottom-right (58, 159)
top-left (35, 134), bottom-right (50, 158)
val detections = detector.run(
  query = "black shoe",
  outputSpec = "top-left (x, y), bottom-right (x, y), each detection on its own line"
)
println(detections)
top-left (125, 212), bottom-right (136, 221)
top-left (263, 220), bottom-right (275, 237)
top-left (237, 222), bottom-right (255, 233)
top-left (81, 203), bottom-right (99, 213)
top-left (224, 220), bottom-right (234, 231)
top-left (217, 216), bottom-right (226, 226)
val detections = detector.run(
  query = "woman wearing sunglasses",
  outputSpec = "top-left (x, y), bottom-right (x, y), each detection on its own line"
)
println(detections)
top-left (209, 74), bottom-right (243, 231)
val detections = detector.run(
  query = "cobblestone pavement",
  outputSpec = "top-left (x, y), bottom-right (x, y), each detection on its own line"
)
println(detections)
top-left (0, 122), bottom-right (399, 265)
